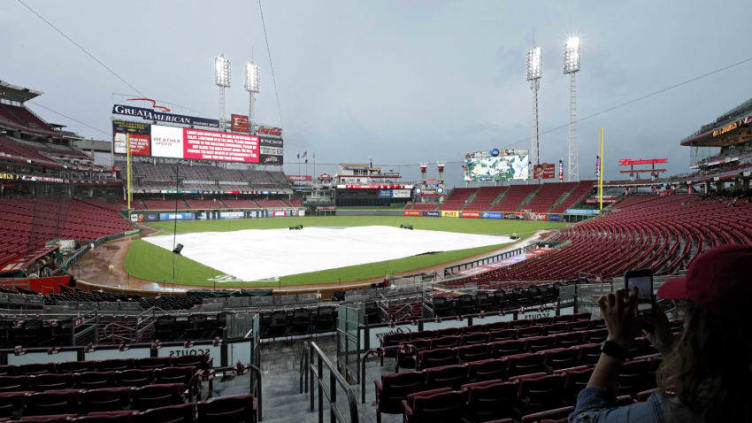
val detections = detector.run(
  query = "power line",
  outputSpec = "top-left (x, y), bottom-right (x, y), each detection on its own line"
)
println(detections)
top-left (28, 101), bottom-right (109, 136)
top-left (505, 54), bottom-right (752, 148)
top-left (257, 0), bottom-right (284, 126)
top-left (15, 0), bottom-right (144, 96)
top-left (291, 54), bottom-right (752, 169)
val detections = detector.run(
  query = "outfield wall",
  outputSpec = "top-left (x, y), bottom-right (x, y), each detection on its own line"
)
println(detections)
top-left (128, 208), bottom-right (306, 223)
top-left (404, 208), bottom-right (599, 222)
top-left (335, 209), bottom-right (404, 217)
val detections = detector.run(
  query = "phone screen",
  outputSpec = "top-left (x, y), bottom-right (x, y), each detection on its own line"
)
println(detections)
top-left (627, 275), bottom-right (653, 312)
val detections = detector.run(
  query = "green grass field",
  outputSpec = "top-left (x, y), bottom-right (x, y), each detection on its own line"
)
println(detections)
top-left (124, 216), bottom-right (566, 288)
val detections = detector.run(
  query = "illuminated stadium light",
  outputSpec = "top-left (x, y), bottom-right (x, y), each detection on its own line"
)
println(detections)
top-left (215, 54), bottom-right (231, 131)
top-left (526, 46), bottom-right (542, 175)
top-left (245, 62), bottom-right (260, 93)
top-left (563, 36), bottom-right (581, 74)
top-left (526, 47), bottom-right (542, 81)
top-left (215, 54), bottom-right (231, 87)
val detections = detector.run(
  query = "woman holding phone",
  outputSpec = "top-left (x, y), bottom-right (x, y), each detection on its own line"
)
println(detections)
top-left (569, 245), bottom-right (752, 423)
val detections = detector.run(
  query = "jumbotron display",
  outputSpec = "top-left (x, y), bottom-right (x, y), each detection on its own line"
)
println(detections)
top-left (113, 121), bottom-right (260, 163)
top-left (464, 149), bottom-right (529, 181)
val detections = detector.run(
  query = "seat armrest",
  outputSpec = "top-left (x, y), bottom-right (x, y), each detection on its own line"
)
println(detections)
top-left (401, 399), bottom-right (413, 423)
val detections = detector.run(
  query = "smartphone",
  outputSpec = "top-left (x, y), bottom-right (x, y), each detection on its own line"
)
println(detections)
top-left (624, 268), bottom-right (654, 313)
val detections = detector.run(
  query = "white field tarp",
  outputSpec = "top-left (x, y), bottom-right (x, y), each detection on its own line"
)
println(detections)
top-left (144, 226), bottom-right (510, 282)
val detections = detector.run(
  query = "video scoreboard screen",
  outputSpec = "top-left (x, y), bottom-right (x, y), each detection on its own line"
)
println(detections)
top-left (464, 149), bottom-right (529, 181)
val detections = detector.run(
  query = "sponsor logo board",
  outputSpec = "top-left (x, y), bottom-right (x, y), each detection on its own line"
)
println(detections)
top-left (159, 212), bottom-right (195, 221)
top-left (481, 211), bottom-right (503, 219)
top-left (441, 210), bottom-right (459, 217)
top-left (547, 214), bottom-right (563, 222)
top-left (112, 104), bottom-right (219, 128)
top-left (230, 114), bottom-right (249, 132)
top-left (403, 210), bottom-right (421, 216)
top-left (422, 210), bottom-right (441, 217)
top-left (461, 211), bottom-right (481, 218)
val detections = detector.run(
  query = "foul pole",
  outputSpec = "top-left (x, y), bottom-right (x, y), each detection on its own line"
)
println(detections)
top-left (598, 128), bottom-right (605, 213)
top-left (126, 133), bottom-right (132, 211)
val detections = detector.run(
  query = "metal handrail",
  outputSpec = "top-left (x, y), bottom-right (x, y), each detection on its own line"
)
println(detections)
top-left (303, 341), bottom-right (359, 423)
top-left (359, 344), bottom-right (406, 404)
top-left (213, 364), bottom-right (263, 421)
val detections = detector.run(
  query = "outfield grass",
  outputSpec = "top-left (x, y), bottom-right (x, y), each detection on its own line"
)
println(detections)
top-left (126, 216), bottom-right (566, 288)
top-left (150, 215), bottom-right (563, 236)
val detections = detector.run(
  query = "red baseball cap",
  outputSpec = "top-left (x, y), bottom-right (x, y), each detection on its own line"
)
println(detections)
top-left (658, 245), bottom-right (752, 314)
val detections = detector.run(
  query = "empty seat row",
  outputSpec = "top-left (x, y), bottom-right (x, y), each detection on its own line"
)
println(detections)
top-left (260, 307), bottom-right (337, 338)
top-left (377, 357), bottom-right (661, 423)
top-left (0, 393), bottom-right (255, 423)
top-left (0, 366), bottom-right (197, 393)
top-left (0, 355), bottom-right (210, 377)
top-left (0, 383), bottom-right (186, 418)
top-left (381, 312), bottom-right (593, 351)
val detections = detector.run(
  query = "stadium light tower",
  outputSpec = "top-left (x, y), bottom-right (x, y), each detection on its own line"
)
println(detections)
top-left (563, 37), bottom-right (581, 182)
top-left (244, 62), bottom-right (260, 135)
top-left (526, 46), bottom-right (542, 180)
top-left (215, 54), bottom-right (231, 131)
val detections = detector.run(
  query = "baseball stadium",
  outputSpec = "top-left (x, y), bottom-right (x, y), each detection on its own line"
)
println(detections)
top-left (1, 2), bottom-right (751, 423)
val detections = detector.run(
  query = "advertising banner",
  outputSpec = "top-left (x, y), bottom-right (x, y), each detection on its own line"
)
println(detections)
top-left (565, 209), bottom-right (600, 215)
top-left (150, 125), bottom-right (184, 158)
top-left (219, 211), bottom-right (244, 220)
top-left (112, 120), bottom-right (151, 155)
top-left (230, 114), bottom-right (249, 132)
top-left (392, 189), bottom-right (412, 198)
top-left (585, 198), bottom-right (619, 204)
top-left (461, 211), bottom-right (481, 218)
top-left (481, 211), bottom-right (503, 220)
top-left (257, 126), bottom-right (283, 137)
top-left (130, 211), bottom-right (160, 223)
top-left (183, 128), bottom-right (259, 163)
top-left (441, 210), bottom-right (459, 217)
top-left (272, 211), bottom-right (285, 217)
top-left (287, 175), bottom-right (312, 183)
top-left (112, 104), bottom-right (219, 128)
top-left (548, 214), bottom-right (563, 222)
top-left (159, 212), bottom-right (195, 221)
top-left (259, 154), bottom-right (283, 165)
top-left (504, 212), bottom-right (525, 220)
top-left (259, 137), bottom-right (283, 165)
top-left (377, 190), bottom-right (392, 198)
top-left (422, 210), bottom-right (441, 217)
top-left (403, 210), bottom-right (421, 217)
top-left (528, 212), bottom-right (548, 221)
top-left (533, 163), bottom-right (556, 179)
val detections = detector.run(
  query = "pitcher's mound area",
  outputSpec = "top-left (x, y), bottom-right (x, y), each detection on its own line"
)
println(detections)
top-left (144, 225), bottom-right (510, 282)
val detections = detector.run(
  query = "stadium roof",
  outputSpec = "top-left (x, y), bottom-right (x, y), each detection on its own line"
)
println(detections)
top-left (0, 80), bottom-right (43, 103)
top-left (681, 97), bottom-right (752, 147)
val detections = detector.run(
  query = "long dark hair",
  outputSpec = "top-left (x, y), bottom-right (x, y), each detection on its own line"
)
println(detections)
top-left (657, 303), bottom-right (752, 421)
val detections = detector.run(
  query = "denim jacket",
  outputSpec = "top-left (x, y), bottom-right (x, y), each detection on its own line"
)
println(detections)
top-left (569, 387), bottom-right (704, 423)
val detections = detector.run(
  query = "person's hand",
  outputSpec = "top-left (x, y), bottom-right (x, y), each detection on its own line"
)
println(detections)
top-left (641, 302), bottom-right (675, 355)
top-left (597, 288), bottom-right (641, 347)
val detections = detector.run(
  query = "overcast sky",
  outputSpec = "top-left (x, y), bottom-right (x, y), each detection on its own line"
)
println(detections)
top-left (2, 0), bottom-right (751, 184)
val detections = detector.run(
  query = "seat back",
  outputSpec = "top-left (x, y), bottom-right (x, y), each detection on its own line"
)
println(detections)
top-left (132, 384), bottom-right (183, 411)
top-left (425, 364), bottom-right (467, 390)
top-left (136, 403), bottom-right (195, 423)
top-left (468, 358), bottom-right (507, 382)
top-left (465, 380), bottom-right (519, 421)
top-left (80, 387), bottom-right (132, 413)
top-left (197, 394), bottom-right (255, 423)
top-left (408, 390), bottom-right (466, 423)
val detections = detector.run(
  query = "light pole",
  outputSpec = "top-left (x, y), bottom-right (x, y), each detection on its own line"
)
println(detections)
top-left (563, 37), bottom-right (581, 182)
top-left (526, 46), bottom-right (542, 182)
top-left (244, 62), bottom-right (260, 134)
top-left (215, 54), bottom-right (231, 131)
